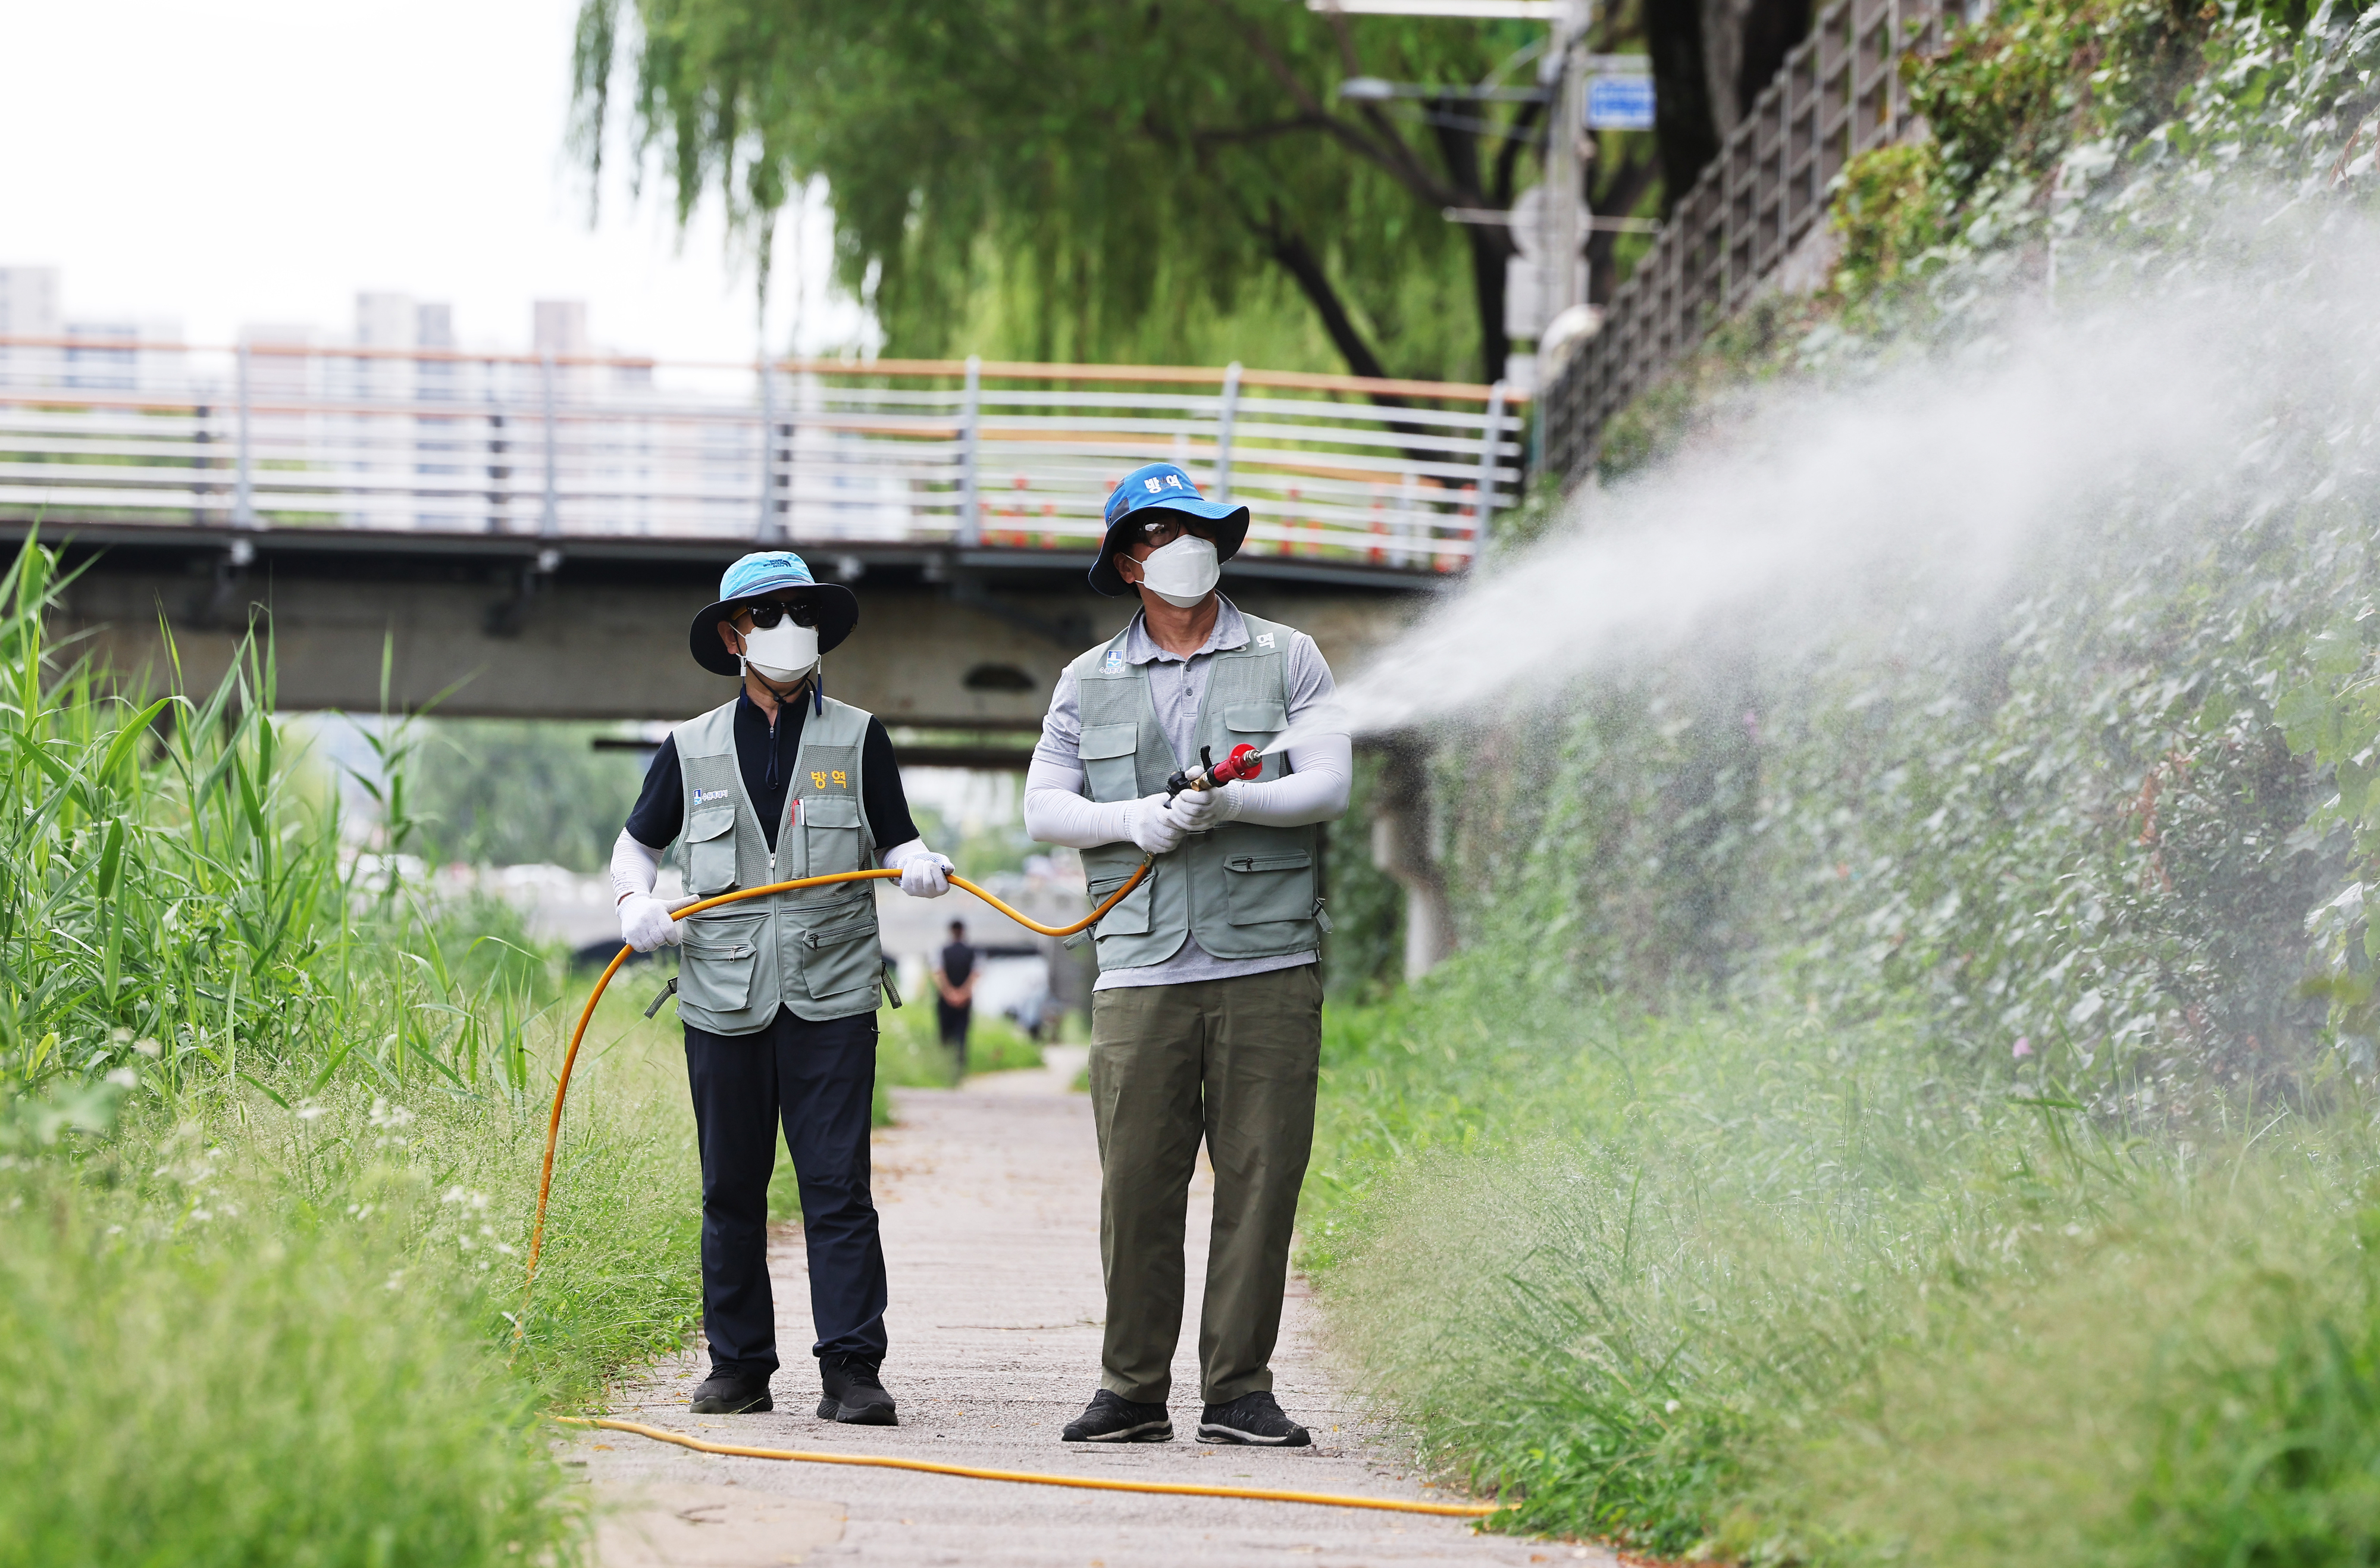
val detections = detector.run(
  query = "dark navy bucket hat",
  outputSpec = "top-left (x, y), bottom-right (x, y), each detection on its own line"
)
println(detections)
top-left (1089, 462), bottom-right (1250, 597)
top-left (688, 550), bottom-right (860, 677)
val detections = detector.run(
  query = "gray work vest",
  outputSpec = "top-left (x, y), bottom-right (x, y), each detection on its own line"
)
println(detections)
top-left (1072, 612), bottom-right (1324, 972)
top-left (672, 694), bottom-right (881, 1031)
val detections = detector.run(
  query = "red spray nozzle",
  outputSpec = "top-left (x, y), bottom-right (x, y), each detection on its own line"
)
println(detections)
top-left (1211, 743), bottom-right (1264, 786)
top-left (1166, 743), bottom-right (1265, 800)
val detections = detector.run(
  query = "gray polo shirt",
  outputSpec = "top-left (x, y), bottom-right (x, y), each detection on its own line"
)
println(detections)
top-left (1032, 597), bottom-right (1337, 989)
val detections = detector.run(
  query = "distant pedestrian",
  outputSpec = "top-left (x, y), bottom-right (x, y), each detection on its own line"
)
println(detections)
top-left (934, 919), bottom-right (978, 1073)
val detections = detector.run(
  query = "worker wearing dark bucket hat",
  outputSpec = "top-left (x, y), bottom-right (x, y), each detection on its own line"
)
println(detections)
top-left (688, 550), bottom-right (860, 680)
top-left (612, 549), bottom-right (951, 1428)
top-left (1087, 462), bottom-right (1250, 597)
top-left (1029, 462), bottom-right (1354, 1449)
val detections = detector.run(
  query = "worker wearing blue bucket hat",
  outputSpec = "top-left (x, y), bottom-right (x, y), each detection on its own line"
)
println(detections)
top-left (1026, 462), bottom-right (1354, 1448)
top-left (1085, 461), bottom-right (1251, 598)
top-left (609, 550), bottom-right (954, 1426)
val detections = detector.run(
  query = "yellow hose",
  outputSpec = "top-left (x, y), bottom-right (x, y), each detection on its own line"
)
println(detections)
top-left (552, 1416), bottom-right (1506, 1518)
top-left (519, 861), bottom-right (1151, 1321)
top-left (524, 862), bottom-right (1507, 1522)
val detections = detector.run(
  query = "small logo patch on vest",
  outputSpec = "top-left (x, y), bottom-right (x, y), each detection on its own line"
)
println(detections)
top-left (694, 788), bottom-right (732, 805)
top-left (1102, 648), bottom-right (1127, 674)
top-left (1255, 632), bottom-right (1276, 649)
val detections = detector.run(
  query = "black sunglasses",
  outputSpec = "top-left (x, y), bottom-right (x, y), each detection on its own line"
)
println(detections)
top-left (743, 599), bottom-right (820, 629)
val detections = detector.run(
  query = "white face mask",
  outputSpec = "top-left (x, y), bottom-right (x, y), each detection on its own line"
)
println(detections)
top-left (1134, 534), bottom-right (1220, 608)
top-left (738, 619), bottom-right (819, 684)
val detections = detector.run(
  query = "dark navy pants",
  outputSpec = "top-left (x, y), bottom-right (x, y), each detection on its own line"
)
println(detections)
top-left (684, 1006), bottom-right (887, 1376)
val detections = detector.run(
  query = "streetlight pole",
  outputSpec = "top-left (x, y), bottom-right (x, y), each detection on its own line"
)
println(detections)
top-left (1540, 0), bottom-right (1592, 318)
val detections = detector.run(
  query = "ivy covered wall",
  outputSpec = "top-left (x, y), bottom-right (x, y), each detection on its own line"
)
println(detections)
top-left (1432, 0), bottom-right (2380, 1107)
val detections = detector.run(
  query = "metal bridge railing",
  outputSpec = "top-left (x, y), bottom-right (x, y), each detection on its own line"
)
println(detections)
top-left (0, 338), bottom-right (1526, 575)
top-left (1540, 0), bottom-right (1953, 483)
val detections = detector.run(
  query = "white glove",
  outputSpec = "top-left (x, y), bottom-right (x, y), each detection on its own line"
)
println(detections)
top-left (1125, 792), bottom-right (1187, 856)
top-left (883, 838), bottom-right (956, 899)
top-left (1166, 786), bottom-right (1220, 834)
top-left (618, 893), bottom-right (682, 952)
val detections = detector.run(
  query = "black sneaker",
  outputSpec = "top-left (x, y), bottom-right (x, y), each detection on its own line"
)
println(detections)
top-left (1197, 1390), bottom-right (1309, 1447)
top-left (688, 1368), bottom-right (772, 1414)
top-left (816, 1354), bottom-right (898, 1426)
top-left (1061, 1388), bottom-right (1173, 1443)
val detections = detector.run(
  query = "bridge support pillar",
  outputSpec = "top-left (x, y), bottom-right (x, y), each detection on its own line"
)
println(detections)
top-left (1368, 739), bottom-right (1454, 982)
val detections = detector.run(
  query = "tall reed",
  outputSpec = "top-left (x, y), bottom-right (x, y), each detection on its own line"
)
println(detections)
top-left (0, 536), bottom-right (701, 1565)
top-left (0, 538), bottom-right (559, 1128)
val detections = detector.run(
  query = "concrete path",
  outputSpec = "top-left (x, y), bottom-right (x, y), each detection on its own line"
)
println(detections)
top-left (571, 1054), bottom-right (1606, 1568)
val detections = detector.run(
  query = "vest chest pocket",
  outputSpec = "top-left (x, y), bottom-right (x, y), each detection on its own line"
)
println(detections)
top-left (1078, 722), bottom-right (1140, 803)
top-left (680, 912), bottom-right (765, 1012)
top-left (1222, 849), bottom-right (1315, 927)
top-left (800, 793), bottom-right (863, 881)
top-left (1224, 702), bottom-right (1288, 751)
top-left (798, 900), bottom-right (881, 1000)
top-left (685, 808), bottom-right (738, 897)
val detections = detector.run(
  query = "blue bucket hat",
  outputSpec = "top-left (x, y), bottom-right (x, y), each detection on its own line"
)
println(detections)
top-left (1089, 462), bottom-right (1250, 597)
top-left (688, 550), bottom-right (860, 677)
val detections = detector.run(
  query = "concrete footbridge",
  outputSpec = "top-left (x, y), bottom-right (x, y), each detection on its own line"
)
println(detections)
top-left (0, 337), bottom-right (1525, 738)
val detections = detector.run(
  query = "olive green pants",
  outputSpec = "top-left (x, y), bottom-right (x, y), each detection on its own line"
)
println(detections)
top-left (1088, 962), bottom-right (1323, 1406)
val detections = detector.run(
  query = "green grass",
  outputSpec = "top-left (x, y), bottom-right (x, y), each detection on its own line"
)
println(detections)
top-left (0, 1180), bottom-right (566, 1567)
top-left (0, 966), bottom-right (700, 1568)
top-left (0, 537), bottom-right (700, 1565)
top-left (876, 997), bottom-right (1045, 1091)
top-left (1304, 953), bottom-right (2380, 1564)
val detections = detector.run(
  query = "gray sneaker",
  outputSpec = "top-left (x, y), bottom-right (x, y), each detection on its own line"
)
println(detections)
top-left (1196, 1391), bottom-right (1309, 1446)
top-left (1061, 1389), bottom-right (1174, 1443)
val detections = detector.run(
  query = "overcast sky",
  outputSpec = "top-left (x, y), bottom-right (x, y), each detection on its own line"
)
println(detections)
top-left (1, 0), bottom-right (867, 361)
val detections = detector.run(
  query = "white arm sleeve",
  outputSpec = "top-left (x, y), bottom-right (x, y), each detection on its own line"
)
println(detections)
top-left (1219, 730), bottom-right (1353, 826)
top-left (1023, 756), bottom-right (1140, 849)
top-left (610, 829), bottom-right (662, 906)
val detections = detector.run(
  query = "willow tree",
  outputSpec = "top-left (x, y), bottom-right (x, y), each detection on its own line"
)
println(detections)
top-left (571, 1), bottom-right (1558, 381)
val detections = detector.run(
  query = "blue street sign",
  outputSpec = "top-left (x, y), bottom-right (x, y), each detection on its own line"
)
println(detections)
top-left (1587, 75), bottom-right (1656, 131)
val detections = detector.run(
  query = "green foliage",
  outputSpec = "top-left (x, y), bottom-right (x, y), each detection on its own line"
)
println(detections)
top-left (1917, 0), bottom-right (2212, 208)
top-left (0, 544), bottom-right (559, 1107)
top-left (1307, 966), bottom-right (2380, 1561)
top-left (1305, 2), bottom-right (2380, 1557)
top-left (0, 1187), bottom-right (564, 1568)
top-left (1589, 292), bottom-right (1834, 483)
top-left (1471, 0), bottom-right (2380, 1105)
top-left (571, 0), bottom-right (1543, 378)
top-left (1759, 1163), bottom-right (2380, 1567)
top-left (408, 719), bottom-right (652, 872)
top-left (1828, 143), bottom-right (1945, 311)
top-left (0, 537), bottom-right (701, 1564)
top-left (1323, 749), bottom-right (1404, 1000)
